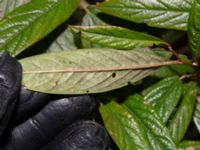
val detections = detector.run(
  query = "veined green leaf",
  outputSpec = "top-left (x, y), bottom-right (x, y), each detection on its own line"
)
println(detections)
top-left (20, 48), bottom-right (175, 94)
top-left (188, 0), bottom-right (200, 57)
top-left (0, 0), bottom-right (80, 56)
top-left (124, 95), bottom-right (177, 150)
top-left (100, 101), bottom-right (152, 150)
top-left (100, 96), bottom-right (177, 150)
top-left (168, 82), bottom-right (197, 145)
top-left (194, 103), bottom-right (200, 134)
top-left (143, 77), bottom-right (183, 124)
top-left (72, 25), bottom-right (167, 49)
top-left (0, 0), bottom-right (31, 19)
top-left (97, 0), bottom-right (193, 30)
top-left (178, 141), bottom-right (200, 150)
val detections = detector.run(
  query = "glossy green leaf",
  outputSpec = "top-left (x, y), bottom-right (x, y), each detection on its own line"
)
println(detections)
top-left (143, 76), bottom-right (183, 124)
top-left (0, 0), bottom-right (80, 56)
top-left (72, 25), bottom-right (167, 50)
top-left (0, 0), bottom-right (30, 19)
top-left (100, 96), bottom-right (177, 150)
top-left (124, 95), bottom-right (177, 150)
top-left (178, 141), bottom-right (200, 150)
top-left (168, 82), bottom-right (197, 145)
top-left (98, 0), bottom-right (193, 30)
top-left (188, 0), bottom-right (200, 57)
top-left (20, 48), bottom-right (168, 94)
top-left (194, 103), bottom-right (200, 134)
top-left (100, 101), bottom-right (151, 150)
top-left (46, 28), bottom-right (77, 52)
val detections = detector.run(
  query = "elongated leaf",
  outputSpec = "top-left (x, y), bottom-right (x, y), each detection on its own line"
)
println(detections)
top-left (97, 0), bottom-right (193, 30)
top-left (124, 95), bottom-right (177, 150)
top-left (72, 25), bottom-right (167, 49)
top-left (0, 0), bottom-right (80, 56)
top-left (143, 76), bottom-right (183, 124)
top-left (168, 82), bottom-right (197, 145)
top-left (178, 141), bottom-right (200, 150)
top-left (188, 0), bottom-right (200, 57)
top-left (0, 0), bottom-right (31, 19)
top-left (194, 103), bottom-right (200, 134)
top-left (100, 101), bottom-right (152, 150)
top-left (20, 48), bottom-right (172, 94)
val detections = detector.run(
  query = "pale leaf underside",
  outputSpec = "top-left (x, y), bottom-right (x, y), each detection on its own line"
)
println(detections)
top-left (19, 49), bottom-right (179, 94)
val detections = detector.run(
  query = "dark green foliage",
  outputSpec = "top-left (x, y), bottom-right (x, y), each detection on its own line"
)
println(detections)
top-left (0, 0), bottom-right (200, 149)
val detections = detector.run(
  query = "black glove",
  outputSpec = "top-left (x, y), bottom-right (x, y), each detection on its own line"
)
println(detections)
top-left (0, 53), bottom-right (109, 150)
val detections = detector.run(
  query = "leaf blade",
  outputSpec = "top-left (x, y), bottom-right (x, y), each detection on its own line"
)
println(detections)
top-left (178, 141), bottom-right (200, 150)
top-left (188, 0), bottom-right (200, 57)
top-left (0, 0), bottom-right (31, 19)
top-left (46, 27), bottom-right (77, 52)
top-left (20, 48), bottom-right (166, 94)
top-left (143, 77), bottom-right (183, 124)
top-left (100, 101), bottom-right (152, 150)
top-left (97, 0), bottom-right (193, 30)
top-left (0, 0), bottom-right (80, 56)
top-left (124, 94), bottom-right (177, 150)
top-left (168, 82), bottom-right (198, 145)
top-left (194, 103), bottom-right (200, 134)
top-left (72, 25), bottom-right (167, 49)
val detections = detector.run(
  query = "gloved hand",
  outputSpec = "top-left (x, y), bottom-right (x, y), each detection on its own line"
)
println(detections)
top-left (0, 52), bottom-right (109, 150)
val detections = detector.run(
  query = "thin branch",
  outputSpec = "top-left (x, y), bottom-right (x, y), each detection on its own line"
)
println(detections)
top-left (166, 44), bottom-right (180, 60)
top-left (179, 73), bottom-right (198, 80)
top-left (23, 60), bottom-right (184, 74)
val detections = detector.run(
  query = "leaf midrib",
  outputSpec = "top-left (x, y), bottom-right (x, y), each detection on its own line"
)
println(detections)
top-left (82, 31), bottom-right (163, 43)
top-left (22, 60), bottom-right (183, 74)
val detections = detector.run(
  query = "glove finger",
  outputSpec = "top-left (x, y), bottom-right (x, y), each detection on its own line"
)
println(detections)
top-left (0, 52), bottom-right (22, 137)
top-left (1, 95), bottom-right (96, 150)
top-left (11, 86), bottom-right (50, 126)
top-left (41, 120), bottom-right (110, 150)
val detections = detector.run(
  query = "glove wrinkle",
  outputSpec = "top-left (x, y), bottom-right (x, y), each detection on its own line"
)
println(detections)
top-left (11, 86), bottom-right (50, 126)
top-left (0, 52), bottom-right (22, 138)
top-left (41, 120), bottom-right (110, 150)
top-left (1, 96), bottom-right (96, 150)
